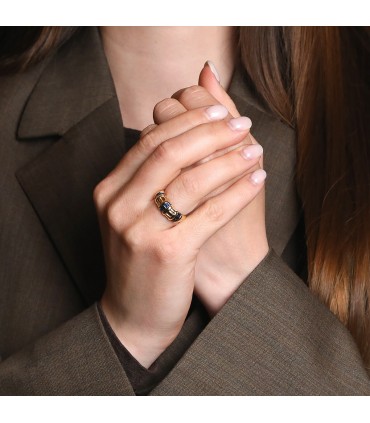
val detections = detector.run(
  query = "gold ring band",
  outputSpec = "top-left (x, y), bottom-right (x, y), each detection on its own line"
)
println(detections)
top-left (154, 191), bottom-right (186, 223)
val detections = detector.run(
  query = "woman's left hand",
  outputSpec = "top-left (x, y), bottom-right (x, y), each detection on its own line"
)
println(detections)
top-left (153, 63), bottom-right (269, 317)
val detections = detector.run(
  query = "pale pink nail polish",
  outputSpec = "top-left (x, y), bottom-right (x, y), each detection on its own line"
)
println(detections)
top-left (205, 105), bottom-right (229, 120)
top-left (250, 169), bottom-right (267, 185)
top-left (228, 117), bottom-right (252, 131)
top-left (206, 60), bottom-right (220, 82)
top-left (241, 144), bottom-right (263, 160)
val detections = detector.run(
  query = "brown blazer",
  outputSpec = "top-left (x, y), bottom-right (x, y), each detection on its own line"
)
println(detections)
top-left (0, 28), bottom-right (369, 395)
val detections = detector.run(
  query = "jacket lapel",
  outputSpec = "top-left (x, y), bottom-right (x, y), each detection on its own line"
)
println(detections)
top-left (16, 100), bottom-right (131, 305)
top-left (15, 28), bottom-right (134, 305)
top-left (17, 28), bottom-right (116, 139)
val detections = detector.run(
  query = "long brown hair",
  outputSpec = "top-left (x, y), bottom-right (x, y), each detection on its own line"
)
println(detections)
top-left (0, 27), bottom-right (77, 74)
top-left (1, 27), bottom-right (369, 369)
top-left (239, 27), bottom-right (370, 370)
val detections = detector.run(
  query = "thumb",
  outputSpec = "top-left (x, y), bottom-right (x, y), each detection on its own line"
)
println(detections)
top-left (198, 61), bottom-right (240, 118)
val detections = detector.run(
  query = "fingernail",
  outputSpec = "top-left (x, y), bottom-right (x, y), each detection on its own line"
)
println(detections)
top-left (241, 144), bottom-right (263, 160)
top-left (206, 60), bottom-right (220, 83)
top-left (250, 169), bottom-right (267, 185)
top-left (205, 105), bottom-right (229, 120)
top-left (228, 116), bottom-right (252, 131)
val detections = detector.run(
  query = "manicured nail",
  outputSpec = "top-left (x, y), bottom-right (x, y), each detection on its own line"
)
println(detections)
top-left (206, 60), bottom-right (220, 83)
top-left (205, 105), bottom-right (229, 120)
top-left (228, 116), bottom-right (252, 131)
top-left (241, 144), bottom-right (263, 160)
top-left (250, 169), bottom-right (267, 185)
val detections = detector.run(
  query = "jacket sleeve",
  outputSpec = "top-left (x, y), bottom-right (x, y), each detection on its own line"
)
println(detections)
top-left (0, 305), bottom-right (135, 395)
top-left (150, 250), bottom-right (370, 395)
top-left (0, 298), bottom-right (208, 396)
top-left (97, 299), bottom-right (208, 395)
top-left (2, 250), bottom-right (369, 395)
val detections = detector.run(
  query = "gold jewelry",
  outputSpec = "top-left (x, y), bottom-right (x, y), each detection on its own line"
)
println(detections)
top-left (154, 191), bottom-right (186, 223)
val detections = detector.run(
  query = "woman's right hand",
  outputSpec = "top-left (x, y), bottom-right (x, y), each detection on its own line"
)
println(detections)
top-left (94, 100), bottom-right (265, 368)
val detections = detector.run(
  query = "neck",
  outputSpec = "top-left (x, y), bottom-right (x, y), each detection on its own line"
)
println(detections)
top-left (100, 27), bottom-right (237, 130)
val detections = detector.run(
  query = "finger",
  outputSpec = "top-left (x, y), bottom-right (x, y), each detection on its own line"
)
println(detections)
top-left (125, 116), bottom-right (253, 209)
top-left (95, 105), bottom-right (229, 206)
top-left (198, 63), bottom-right (261, 161)
top-left (172, 84), bottom-right (253, 160)
top-left (199, 63), bottom-right (261, 162)
top-left (174, 168), bottom-right (267, 249)
top-left (198, 61), bottom-right (240, 118)
top-left (172, 85), bottom-right (222, 111)
top-left (140, 124), bottom-right (157, 138)
top-left (155, 143), bottom-right (263, 229)
top-left (153, 98), bottom-right (187, 124)
top-left (199, 62), bottom-right (262, 168)
top-left (172, 63), bottom-right (240, 119)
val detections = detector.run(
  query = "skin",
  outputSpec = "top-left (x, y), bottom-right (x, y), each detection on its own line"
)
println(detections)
top-left (100, 27), bottom-right (236, 130)
top-left (96, 28), bottom-right (269, 368)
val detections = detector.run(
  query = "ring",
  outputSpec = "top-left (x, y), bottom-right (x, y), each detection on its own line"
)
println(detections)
top-left (154, 191), bottom-right (186, 223)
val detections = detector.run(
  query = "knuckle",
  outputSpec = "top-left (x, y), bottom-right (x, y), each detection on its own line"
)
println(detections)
top-left (140, 124), bottom-right (157, 139)
top-left (178, 172), bottom-right (200, 196)
top-left (93, 179), bottom-right (110, 209)
top-left (204, 199), bottom-right (224, 222)
top-left (138, 130), bottom-right (159, 155)
top-left (106, 205), bottom-right (146, 252)
top-left (177, 85), bottom-right (206, 104)
top-left (152, 140), bottom-right (177, 163)
top-left (153, 98), bottom-right (178, 119)
top-left (106, 201), bottom-right (123, 232)
top-left (122, 224), bottom-right (144, 252)
top-left (93, 181), bottom-right (105, 207)
top-left (152, 237), bottom-right (180, 264)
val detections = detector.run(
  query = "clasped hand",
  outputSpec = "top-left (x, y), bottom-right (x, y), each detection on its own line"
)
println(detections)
top-left (94, 64), bottom-right (269, 367)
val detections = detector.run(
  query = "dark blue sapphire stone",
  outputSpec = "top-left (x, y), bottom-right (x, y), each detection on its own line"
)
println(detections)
top-left (160, 202), bottom-right (171, 212)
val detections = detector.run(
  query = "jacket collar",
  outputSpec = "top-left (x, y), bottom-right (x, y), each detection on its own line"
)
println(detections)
top-left (17, 28), bottom-right (117, 140)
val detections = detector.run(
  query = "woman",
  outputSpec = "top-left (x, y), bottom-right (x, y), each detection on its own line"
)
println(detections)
top-left (0, 27), bottom-right (369, 395)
